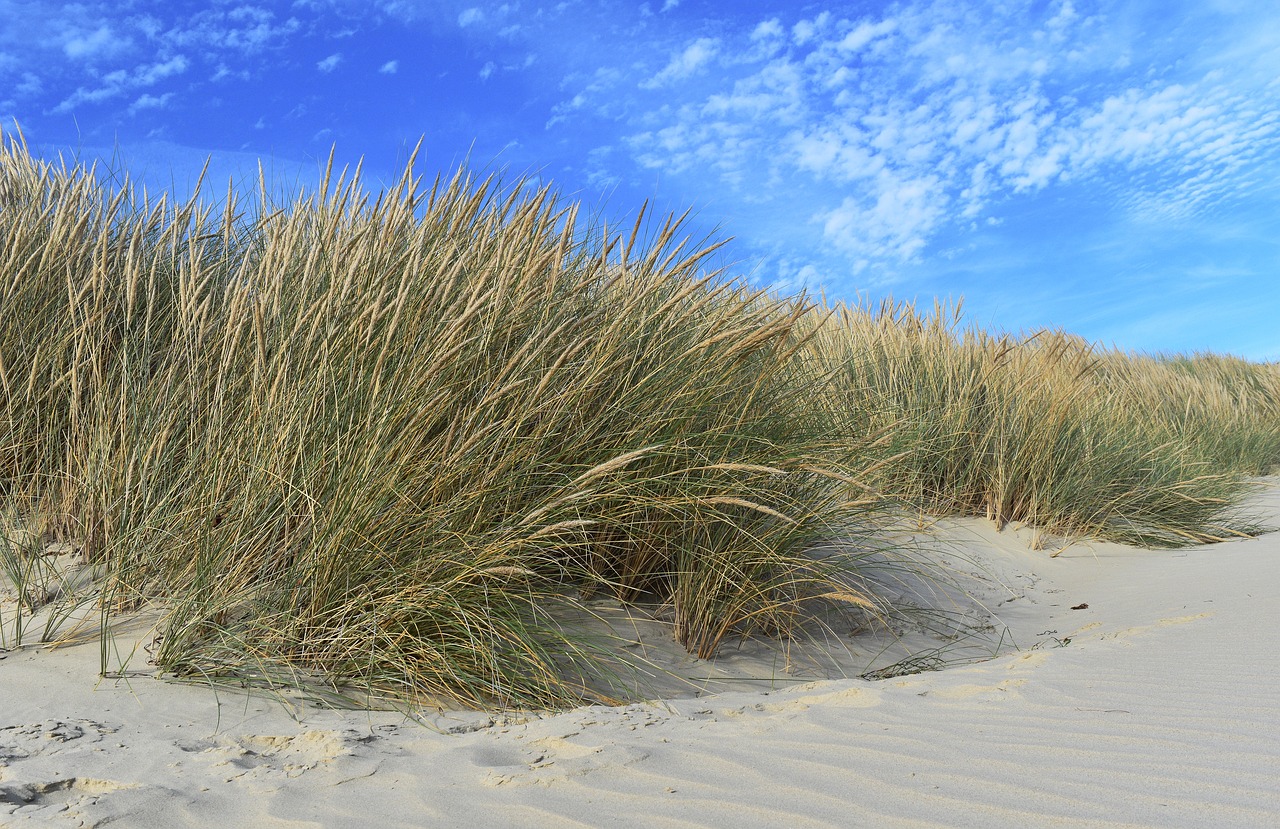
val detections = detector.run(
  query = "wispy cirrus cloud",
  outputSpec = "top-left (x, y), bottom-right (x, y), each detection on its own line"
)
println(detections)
top-left (640, 37), bottom-right (720, 89)
top-left (52, 54), bottom-right (189, 114)
top-left (598, 0), bottom-right (1280, 279)
top-left (3, 3), bottom-right (304, 117)
top-left (161, 6), bottom-right (302, 55)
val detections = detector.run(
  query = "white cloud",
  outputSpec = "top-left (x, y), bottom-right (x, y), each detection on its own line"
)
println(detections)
top-left (640, 37), bottom-right (719, 89)
top-left (751, 19), bottom-right (784, 42)
top-left (128, 92), bottom-right (172, 113)
top-left (584, 145), bottom-right (619, 189)
top-left (819, 172), bottom-right (947, 269)
top-left (704, 58), bottom-right (805, 123)
top-left (837, 19), bottom-right (896, 53)
top-left (661, 0), bottom-right (679, 11)
top-left (135, 55), bottom-right (189, 85)
top-left (210, 64), bottom-right (247, 82)
top-left (767, 259), bottom-right (824, 296)
top-left (792, 13), bottom-right (831, 47)
top-left (1065, 82), bottom-right (1280, 220)
top-left (458, 8), bottom-right (484, 27)
top-left (51, 85), bottom-right (119, 112)
top-left (317, 53), bottom-right (341, 73)
top-left (380, 60), bottom-right (398, 74)
top-left (163, 8), bottom-right (302, 55)
top-left (615, 1), bottom-right (1280, 274)
top-left (547, 65), bottom-right (626, 128)
top-left (14, 72), bottom-right (42, 98)
top-left (49, 54), bottom-right (190, 113)
top-left (62, 25), bottom-right (127, 59)
top-left (133, 14), bottom-right (163, 40)
top-left (480, 61), bottom-right (496, 80)
top-left (1046, 0), bottom-right (1077, 31)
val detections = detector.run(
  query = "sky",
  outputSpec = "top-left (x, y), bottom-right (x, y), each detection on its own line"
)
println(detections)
top-left (1, 0), bottom-right (1278, 359)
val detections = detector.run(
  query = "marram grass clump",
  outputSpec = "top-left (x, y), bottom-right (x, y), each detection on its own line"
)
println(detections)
top-left (0, 136), bottom-right (890, 708)
top-left (810, 300), bottom-right (1278, 546)
top-left (2, 132), bottom-right (1276, 709)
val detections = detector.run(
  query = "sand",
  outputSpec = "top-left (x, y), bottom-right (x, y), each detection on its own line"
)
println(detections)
top-left (2, 483), bottom-right (1278, 828)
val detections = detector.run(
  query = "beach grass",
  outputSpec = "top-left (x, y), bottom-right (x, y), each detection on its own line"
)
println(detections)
top-left (811, 301), bottom-right (1278, 547)
top-left (2, 132), bottom-right (1277, 708)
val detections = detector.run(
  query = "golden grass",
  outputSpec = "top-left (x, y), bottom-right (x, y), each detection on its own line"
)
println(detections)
top-left (2, 130), bottom-right (1276, 708)
top-left (810, 299), bottom-right (1278, 545)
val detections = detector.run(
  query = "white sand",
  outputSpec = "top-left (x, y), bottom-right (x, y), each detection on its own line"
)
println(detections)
top-left (3, 484), bottom-right (1278, 827)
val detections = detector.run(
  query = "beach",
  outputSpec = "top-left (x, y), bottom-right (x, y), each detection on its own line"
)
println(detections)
top-left (3, 484), bottom-right (1277, 828)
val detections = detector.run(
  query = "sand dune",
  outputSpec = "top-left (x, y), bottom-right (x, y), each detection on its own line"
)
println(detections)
top-left (2, 484), bottom-right (1278, 828)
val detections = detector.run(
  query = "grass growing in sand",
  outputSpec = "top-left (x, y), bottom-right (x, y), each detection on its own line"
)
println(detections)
top-left (1, 132), bottom-right (1277, 709)
top-left (810, 302), bottom-right (1279, 547)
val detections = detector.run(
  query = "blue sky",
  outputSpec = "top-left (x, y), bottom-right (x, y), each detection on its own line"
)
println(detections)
top-left (2, 1), bottom-right (1278, 359)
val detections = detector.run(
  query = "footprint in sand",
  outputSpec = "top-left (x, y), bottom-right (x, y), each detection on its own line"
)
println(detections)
top-left (0, 776), bottom-right (144, 828)
top-left (1, 776), bottom-right (138, 807)
top-left (473, 728), bottom-right (652, 788)
top-left (1098, 612), bottom-right (1215, 642)
top-left (175, 729), bottom-right (379, 782)
top-left (0, 719), bottom-right (121, 772)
